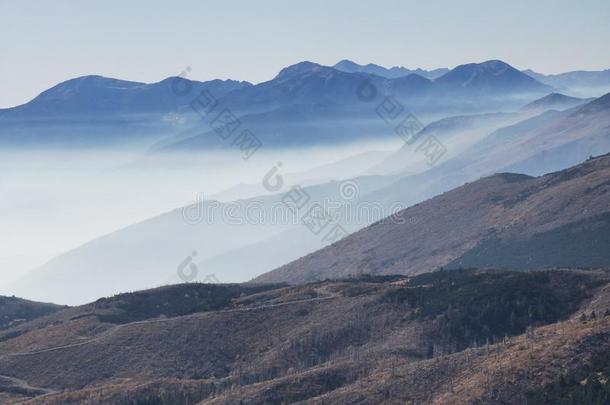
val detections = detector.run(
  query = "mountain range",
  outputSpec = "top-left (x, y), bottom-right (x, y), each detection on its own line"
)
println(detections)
top-left (0, 59), bottom-right (558, 149)
top-left (0, 76), bottom-right (250, 148)
top-left (6, 91), bottom-right (610, 305)
top-left (3, 59), bottom-right (608, 152)
top-left (2, 58), bottom-right (610, 403)
top-left (333, 59), bottom-right (450, 79)
top-left (157, 60), bottom-right (555, 151)
top-left (336, 60), bottom-right (610, 98)
top-left (334, 60), bottom-right (610, 97)
top-left (523, 68), bottom-right (610, 96)
top-left (0, 76), bottom-right (251, 118)
top-left (4, 60), bottom-right (609, 123)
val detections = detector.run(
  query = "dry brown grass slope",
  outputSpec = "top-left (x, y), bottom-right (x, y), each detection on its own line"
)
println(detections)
top-left (0, 269), bottom-right (608, 404)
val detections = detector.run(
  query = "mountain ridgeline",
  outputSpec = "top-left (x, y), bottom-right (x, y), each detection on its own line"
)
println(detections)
top-left (1, 59), bottom-right (548, 119)
top-left (0, 76), bottom-right (252, 117)
top-left (0, 59), bottom-right (555, 149)
top-left (333, 59), bottom-right (450, 79)
top-left (0, 296), bottom-right (65, 330)
top-left (256, 152), bottom-right (610, 284)
top-left (3, 59), bottom-right (610, 150)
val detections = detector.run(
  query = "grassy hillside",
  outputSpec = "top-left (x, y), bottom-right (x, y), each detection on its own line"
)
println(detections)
top-left (93, 282), bottom-right (286, 324)
top-left (0, 296), bottom-right (65, 330)
top-left (385, 269), bottom-right (602, 353)
top-left (0, 269), bottom-right (607, 404)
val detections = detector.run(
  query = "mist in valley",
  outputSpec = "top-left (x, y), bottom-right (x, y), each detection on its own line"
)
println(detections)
top-left (0, 136), bottom-right (409, 301)
top-left (4, 85), bottom-right (610, 305)
top-left (2, 2), bottom-right (610, 402)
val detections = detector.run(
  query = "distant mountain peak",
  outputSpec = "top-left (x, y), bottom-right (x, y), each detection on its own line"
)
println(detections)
top-left (521, 92), bottom-right (590, 113)
top-left (49, 75), bottom-right (144, 91)
top-left (478, 59), bottom-right (511, 71)
top-left (435, 60), bottom-right (551, 93)
top-left (333, 60), bottom-right (449, 80)
top-left (443, 59), bottom-right (513, 77)
top-left (26, 75), bottom-right (145, 107)
top-left (334, 59), bottom-right (360, 70)
top-left (274, 61), bottom-right (329, 80)
top-left (542, 92), bottom-right (574, 99)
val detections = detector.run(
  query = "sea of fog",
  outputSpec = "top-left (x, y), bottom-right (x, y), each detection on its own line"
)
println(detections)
top-left (0, 139), bottom-right (407, 286)
top-left (0, 113), bottom-right (508, 292)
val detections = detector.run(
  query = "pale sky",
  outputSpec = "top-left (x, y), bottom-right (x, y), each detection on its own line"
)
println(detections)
top-left (1, 0), bottom-right (610, 108)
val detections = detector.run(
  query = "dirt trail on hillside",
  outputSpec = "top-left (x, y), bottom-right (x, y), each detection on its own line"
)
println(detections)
top-left (1, 286), bottom-right (341, 358)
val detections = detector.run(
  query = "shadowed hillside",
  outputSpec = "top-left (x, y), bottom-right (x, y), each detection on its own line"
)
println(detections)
top-left (0, 296), bottom-right (65, 330)
top-left (256, 152), bottom-right (610, 284)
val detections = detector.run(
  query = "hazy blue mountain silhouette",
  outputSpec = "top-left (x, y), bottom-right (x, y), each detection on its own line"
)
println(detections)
top-left (160, 60), bottom-right (552, 150)
top-left (434, 60), bottom-right (552, 94)
top-left (216, 61), bottom-right (387, 115)
top-left (0, 75), bottom-right (251, 117)
top-left (0, 60), bottom-right (555, 148)
top-left (520, 92), bottom-right (592, 114)
top-left (1, 60), bottom-right (551, 120)
top-left (523, 68), bottom-right (610, 95)
top-left (334, 59), bottom-right (449, 80)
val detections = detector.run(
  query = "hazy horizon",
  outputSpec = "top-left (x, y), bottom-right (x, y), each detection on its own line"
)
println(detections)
top-left (2, 0), bottom-right (610, 108)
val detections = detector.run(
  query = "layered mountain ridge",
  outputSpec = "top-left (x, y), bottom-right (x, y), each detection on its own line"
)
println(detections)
top-left (0, 59), bottom-right (556, 149)
top-left (255, 152), bottom-right (610, 284)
